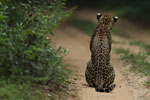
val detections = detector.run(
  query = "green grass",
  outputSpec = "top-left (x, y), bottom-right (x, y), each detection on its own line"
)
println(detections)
top-left (115, 48), bottom-right (150, 76)
top-left (129, 41), bottom-right (150, 55)
top-left (0, 80), bottom-right (48, 100)
top-left (0, 79), bottom-right (70, 100)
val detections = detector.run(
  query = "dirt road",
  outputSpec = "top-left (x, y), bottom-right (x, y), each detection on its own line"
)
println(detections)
top-left (51, 10), bottom-right (150, 100)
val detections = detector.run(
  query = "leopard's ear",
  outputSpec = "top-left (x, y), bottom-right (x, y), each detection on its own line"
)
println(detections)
top-left (97, 13), bottom-right (102, 22)
top-left (113, 16), bottom-right (118, 23)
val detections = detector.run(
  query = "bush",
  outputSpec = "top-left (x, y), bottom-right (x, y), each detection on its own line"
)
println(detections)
top-left (0, 0), bottom-right (73, 99)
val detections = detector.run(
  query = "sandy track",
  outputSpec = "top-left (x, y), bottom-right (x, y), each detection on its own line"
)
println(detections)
top-left (51, 26), bottom-right (133, 100)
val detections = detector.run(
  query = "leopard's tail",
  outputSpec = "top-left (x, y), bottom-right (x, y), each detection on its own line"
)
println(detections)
top-left (95, 84), bottom-right (116, 93)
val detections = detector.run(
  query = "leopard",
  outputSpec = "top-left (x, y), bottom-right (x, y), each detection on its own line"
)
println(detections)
top-left (85, 13), bottom-right (118, 93)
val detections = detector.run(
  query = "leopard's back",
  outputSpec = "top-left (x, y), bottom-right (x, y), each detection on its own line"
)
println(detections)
top-left (91, 33), bottom-right (110, 66)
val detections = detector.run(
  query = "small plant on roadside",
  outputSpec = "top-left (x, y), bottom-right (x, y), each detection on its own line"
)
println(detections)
top-left (144, 81), bottom-right (150, 88)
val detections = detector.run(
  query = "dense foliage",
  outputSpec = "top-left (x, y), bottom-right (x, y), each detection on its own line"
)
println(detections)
top-left (0, 0), bottom-right (72, 99)
top-left (68, 0), bottom-right (150, 24)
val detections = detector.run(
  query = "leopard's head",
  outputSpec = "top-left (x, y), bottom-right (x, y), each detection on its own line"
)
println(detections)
top-left (97, 13), bottom-right (118, 31)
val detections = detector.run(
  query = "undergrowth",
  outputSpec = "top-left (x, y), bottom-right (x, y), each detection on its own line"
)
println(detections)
top-left (0, 80), bottom-right (47, 100)
top-left (0, 0), bottom-right (73, 100)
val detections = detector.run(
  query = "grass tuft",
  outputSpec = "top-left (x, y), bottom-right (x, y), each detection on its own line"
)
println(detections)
top-left (144, 81), bottom-right (150, 87)
top-left (115, 48), bottom-right (150, 76)
top-left (130, 41), bottom-right (150, 55)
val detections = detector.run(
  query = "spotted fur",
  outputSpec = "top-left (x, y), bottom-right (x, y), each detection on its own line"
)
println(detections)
top-left (85, 13), bottom-right (118, 93)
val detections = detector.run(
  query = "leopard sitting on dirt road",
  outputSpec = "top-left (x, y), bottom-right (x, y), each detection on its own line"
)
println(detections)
top-left (85, 13), bottom-right (118, 93)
